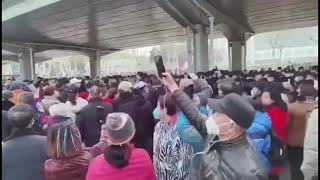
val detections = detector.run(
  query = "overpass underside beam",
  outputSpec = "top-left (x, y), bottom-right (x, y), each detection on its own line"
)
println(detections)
top-left (18, 49), bottom-right (35, 80)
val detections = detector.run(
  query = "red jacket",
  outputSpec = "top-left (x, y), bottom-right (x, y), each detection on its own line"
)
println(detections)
top-left (267, 106), bottom-right (288, 143)
top-left (86, 146), bottom-right (156, 180)
top-left (266, 106), bottom-right (288, 175)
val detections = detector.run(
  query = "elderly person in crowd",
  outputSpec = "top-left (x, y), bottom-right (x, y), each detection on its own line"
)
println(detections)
top-left (19, 92), bottom-right (43, 133)
top-left (112, 81), bottom-right (155, 157)
top-left (2, 90), bottom-right (15, 111)
top-left (287, 84), bottom-right (318, 180)
top-left (9, 81), bottom-right (25, 105)
top-left (41, 86), bottom-right (61, 114)
top-left (65, 85), bottom-right (88, 116)
top-left (19, 91), bottom-right (34, 105)
top-left (86, 113), bottom-right (155, 180)
top-left (44, 121), bottom-right (108, 180)
top-left (103, 87), bottom-right (117, 103)
top-left (2, 104), bottom-right (47, 180)
top-left (245, 97), bottom-right (272, 172)
top-left (161, 72), bottom-right (267, 180)
top-left (301, 104), bottom-right (318, 180)
top-left (153, 95), bottom-right (195, 180)
top-left (76, 86), bottom-right (113, 147)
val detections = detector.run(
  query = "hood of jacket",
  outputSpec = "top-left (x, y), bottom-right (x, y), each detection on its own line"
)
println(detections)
top-left (66, 98), bottom-right (88, 113)
top-left (49, 103), bottom-right (74, 119)
top-left (252, 111), bottom-right (272, 130)
top-left (200, 134), bottom-right (268, 180)
top-left (42, 96), bottom-right (60, 112)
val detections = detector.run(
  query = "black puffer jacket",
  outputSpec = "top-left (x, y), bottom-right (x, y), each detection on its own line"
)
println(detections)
top-left (76, 97), bottom-right (113, 147)
top-left (171, 79), bottom-right (268, 180)
top-left (112, 94), bottom-right (155, 156)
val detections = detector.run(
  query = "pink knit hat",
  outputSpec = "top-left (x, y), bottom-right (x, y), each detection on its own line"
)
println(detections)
top-left (105, 113), bottom-right (136, 145)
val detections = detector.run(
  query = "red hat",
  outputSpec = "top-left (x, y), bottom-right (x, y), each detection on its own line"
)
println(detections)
top-left (78, 91), bottom-right (89, 100)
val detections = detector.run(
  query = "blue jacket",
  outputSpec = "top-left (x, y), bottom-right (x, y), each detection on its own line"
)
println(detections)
top-left (153, 107), bottom-right (204, 152)
top-left (246, 111), bottom-right (272, 172)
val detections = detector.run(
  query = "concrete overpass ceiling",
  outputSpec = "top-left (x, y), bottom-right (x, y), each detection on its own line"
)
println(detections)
top-left (3, 0), bottom-right (186, 51)
top-left (207, 0), bottom-right (318, 33)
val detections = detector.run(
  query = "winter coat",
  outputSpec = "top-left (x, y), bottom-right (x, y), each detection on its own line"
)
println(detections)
top-left (266, 106), bottom-right (288, 143)
top-left (301, 105), bottom-right (318, 180)
top-left (176, 112), bottom-right (204, 180)
top-left (86, 145), bottom-right (156, 180)
top-left (44, 141), bottom-right (108, 180)
top-left (246, 111), bottom-right (272, 171)
top-left (41, 96), bottom-right (61, 113)
top-left (2, 100), bottom-right (15, 111)
top-left (76, 97), bottom-right (113, 147)
top-left (112, 94), bottom-right (155, 154)
top-left (287, 101), bottom-right (316, 147)
top-left (65, 97), bottom-right (88, 114)
top-left (153, 120), bottom-right (194, 180)
top-left (2, 128), bottom-right (47, 180)
top-left (171, 79), bottom-right (267, 180)
top-left (266, 106), bottom-right (288, 175)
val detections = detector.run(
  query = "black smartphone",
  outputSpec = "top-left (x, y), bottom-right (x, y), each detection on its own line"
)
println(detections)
top-left (33, 76), bottom-right (43, 88)
top-left (154, 55), bottom-right (166, 78)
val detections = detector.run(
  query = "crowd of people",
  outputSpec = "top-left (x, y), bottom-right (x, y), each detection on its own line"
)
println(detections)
top-left (2, 65), bottom-right (318, 180)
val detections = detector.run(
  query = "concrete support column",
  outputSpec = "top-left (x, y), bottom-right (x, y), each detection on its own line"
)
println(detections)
top-left (89, 52), bottom-right (100, 78)
top-left (230, 41), bottom-right (245, 71)
top-left (18, 48), bottom-right (34, 80)
top-left (193, 24), bottom-right (209, 72)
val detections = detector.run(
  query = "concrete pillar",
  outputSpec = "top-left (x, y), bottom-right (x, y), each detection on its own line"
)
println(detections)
top-left (193, 24), bottom-right (209, 72)
top-left (230, 41), bottom-right (245, 71)
top-left (89, 52), bottom-right (100, 78)
top-left (18, 49), bottom-right (34, 80)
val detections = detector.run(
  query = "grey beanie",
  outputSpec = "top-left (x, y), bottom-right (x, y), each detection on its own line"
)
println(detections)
top-left (207, 93), bottom-right (255, 129)
top-left (105, 113), bottom-right (136, 145)
top-left (2, 90), bottom-right (13, 100)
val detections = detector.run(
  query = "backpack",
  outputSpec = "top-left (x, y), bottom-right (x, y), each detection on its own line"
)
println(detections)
top-left (269, 128), bottom-right (287, 166)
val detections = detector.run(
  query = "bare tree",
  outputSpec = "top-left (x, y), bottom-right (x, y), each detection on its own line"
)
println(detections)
top-left (270, 33), bottom-right (284, 61)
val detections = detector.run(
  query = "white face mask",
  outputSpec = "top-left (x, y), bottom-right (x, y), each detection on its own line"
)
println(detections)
top-left (205, 117), bottom-right (219, 135)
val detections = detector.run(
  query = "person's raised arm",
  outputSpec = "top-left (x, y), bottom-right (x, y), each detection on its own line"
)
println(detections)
top-left (162, 72), bottom-right (208, 138)
top-left (86, 124), bottom-right (109, 158)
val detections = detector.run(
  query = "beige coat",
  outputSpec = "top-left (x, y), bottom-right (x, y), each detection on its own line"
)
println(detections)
top-left (301, 105), bottom-right (318, 180)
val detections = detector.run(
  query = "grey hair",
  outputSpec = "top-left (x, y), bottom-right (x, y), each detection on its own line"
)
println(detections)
top-left (8, 104), bottom-right (34, 128)
top-left (20, 92), bottom-right (34, 105)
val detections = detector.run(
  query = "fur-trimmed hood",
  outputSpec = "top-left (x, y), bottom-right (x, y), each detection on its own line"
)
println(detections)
top-left (49, 103), bottom-right (75, 120)
top-left (65, 97), bottom-right (88, 113)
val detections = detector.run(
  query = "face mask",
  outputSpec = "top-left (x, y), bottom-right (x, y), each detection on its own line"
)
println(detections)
top-left (205, 117), bottom-right (219, 135)
top-left (262, 98), bottom-right (273, 106)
